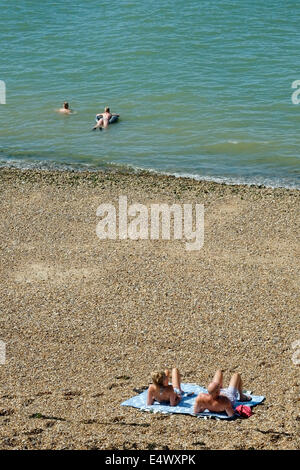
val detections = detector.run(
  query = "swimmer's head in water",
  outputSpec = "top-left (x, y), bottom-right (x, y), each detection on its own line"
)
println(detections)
top-left (64, 102), bottom-right (69, 109)
top-left (105, 106), bottom-right (110, 113)
top-left (151, 371), bottom-right (167, 387)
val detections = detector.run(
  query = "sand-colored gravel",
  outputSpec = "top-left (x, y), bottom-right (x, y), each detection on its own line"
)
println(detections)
top-left (0, 168), bottom-right (299, 450)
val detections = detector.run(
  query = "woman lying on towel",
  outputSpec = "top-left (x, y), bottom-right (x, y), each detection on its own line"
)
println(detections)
top-left (194, 369), bottom-right (251, 417)
top-left (147, 368), bottom-right (183, 406)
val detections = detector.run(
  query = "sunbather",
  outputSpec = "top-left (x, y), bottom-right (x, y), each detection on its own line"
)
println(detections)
top-left (194, 369), bottom-right (251, 417)
top-left (147, 368), bottom-right (183, 406)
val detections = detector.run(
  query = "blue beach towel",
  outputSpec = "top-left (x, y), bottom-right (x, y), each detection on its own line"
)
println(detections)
top-left (121, 383), bottom-right (265, 420)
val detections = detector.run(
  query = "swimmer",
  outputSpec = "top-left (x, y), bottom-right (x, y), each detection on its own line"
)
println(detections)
top-left (92, 106), bottom-right (120, 130)
top-left (57, 102), bottom-right (73, 114)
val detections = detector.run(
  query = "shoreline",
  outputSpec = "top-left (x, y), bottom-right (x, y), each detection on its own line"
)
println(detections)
top-left (0, 166), bottom-right (299, 193)
top-left (0, 167), bottom-right (299, 450)
top-left (0, 163), bottom-right (299, 191)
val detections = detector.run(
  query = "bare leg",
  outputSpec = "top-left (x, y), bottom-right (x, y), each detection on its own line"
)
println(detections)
top-left (171, 368), bottom-right (182, 393)
top-left (229, 373), bottom-right (250, 401)
top-left (93, 118), bottom-right (103, 130)
top-left (212, 369), bottom-right (223, 388)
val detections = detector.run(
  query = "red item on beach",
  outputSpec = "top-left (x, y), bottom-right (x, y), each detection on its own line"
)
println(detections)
top-left (235, 405), bottom-right (253, 418)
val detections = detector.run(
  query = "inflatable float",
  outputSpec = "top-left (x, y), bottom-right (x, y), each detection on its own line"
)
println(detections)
top-left (95, 114), bottom-right (119, 124)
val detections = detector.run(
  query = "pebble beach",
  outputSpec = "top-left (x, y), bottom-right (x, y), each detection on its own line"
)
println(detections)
top-left (0, 167), bottom-right (299, 450)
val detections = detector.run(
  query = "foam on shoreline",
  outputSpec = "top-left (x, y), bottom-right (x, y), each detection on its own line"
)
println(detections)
top-left (0, 160), bottom-right (299, 191)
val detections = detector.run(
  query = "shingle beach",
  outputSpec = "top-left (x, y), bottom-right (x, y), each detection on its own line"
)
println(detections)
top-left (0, 168), bottom-right (299, 450)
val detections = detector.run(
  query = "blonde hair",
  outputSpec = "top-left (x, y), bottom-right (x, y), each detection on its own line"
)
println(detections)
top-left (151, 371), bottom-right (166, 387)
top-left (105, 106), bottom-right (110, 112)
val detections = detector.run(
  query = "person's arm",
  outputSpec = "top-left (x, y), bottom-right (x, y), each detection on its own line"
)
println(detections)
top-left (224, 401), bottom-right (235, 417)
top-left (193, 396), bottom-right (200, 413)
top-left (111, 113), bottom-right (120, 116)
top-left (146, 386), bottom-right (154, 406)
top-left (193, 395), bottom-right (204, 414)
top-left (170, 390), bottom-right (181, 407)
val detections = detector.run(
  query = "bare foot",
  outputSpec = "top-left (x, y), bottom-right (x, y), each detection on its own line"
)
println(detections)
top-left (239, 393), bottom-right (251, 401)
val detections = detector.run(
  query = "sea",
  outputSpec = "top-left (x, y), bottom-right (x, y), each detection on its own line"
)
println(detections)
top-left (1, 0), bottom-right (300, 188)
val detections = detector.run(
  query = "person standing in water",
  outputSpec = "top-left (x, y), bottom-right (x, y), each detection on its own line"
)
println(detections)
top-left (58, 102), bottom-right (73, 114)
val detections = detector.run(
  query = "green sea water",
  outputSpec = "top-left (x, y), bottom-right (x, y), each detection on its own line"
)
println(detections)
top-left (0, 0), bottom-right (300, 188)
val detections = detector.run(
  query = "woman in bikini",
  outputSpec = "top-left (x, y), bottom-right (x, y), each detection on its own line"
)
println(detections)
top-left (146, 368), bottom-right (183, 406)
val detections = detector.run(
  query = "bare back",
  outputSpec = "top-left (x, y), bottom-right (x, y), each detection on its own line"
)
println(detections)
top-left (102, 111), bottom-right (112, 127)
top-left (58, 108), bottom-right (71, 114)
top-left (194, 393), bottom-right (234, 416)
top-left (147, 384), bottom-right (180, 406)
